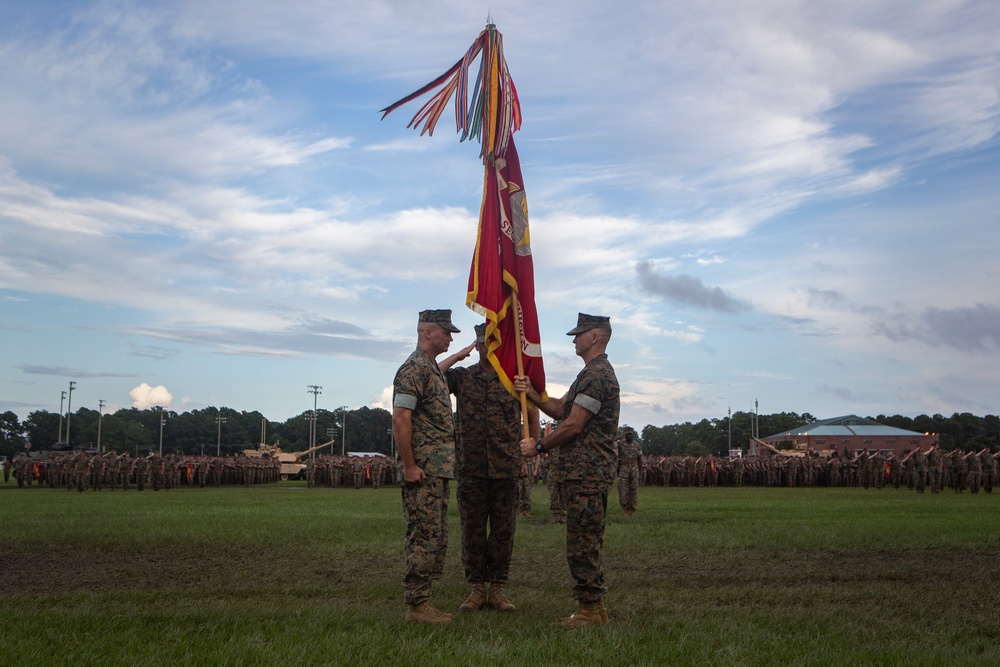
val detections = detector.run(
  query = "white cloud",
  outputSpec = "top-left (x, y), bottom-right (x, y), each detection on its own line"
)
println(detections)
top-left (129, 383), bottom-right (173, 409)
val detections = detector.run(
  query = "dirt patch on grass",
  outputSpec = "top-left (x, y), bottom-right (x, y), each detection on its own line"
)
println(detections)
top-left (2, 544), bottom-right (320, 595)
top-left (625, 546), bottom-right (1000, 591)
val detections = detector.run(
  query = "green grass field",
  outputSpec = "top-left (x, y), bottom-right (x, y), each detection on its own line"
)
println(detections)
top-left (2, 480), bottom-right (999, 666)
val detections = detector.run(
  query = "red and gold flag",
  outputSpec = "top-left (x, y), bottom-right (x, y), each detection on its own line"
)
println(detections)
top-left (467, 138), bottom-right (546, 401)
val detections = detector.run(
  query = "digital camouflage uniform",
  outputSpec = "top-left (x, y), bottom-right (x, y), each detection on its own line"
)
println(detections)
top-left (557, 352), bottom-right (620, 603)
top-left (545, 447), bottom-right (566, 522)
top-left (446, 360), bottom-right (523, 587)
top-left (394, 345), bottom-right (456, 607)
top-left (981, 450), bottom-right (997, 494)
top-left (915, 447), bottom-right (930, 493)
top-left (517, 460), bottom-right (534, 515)
top-left (616, 434), bottom-right (642, 513)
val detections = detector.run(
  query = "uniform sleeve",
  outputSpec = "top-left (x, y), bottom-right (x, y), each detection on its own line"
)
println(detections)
top-left (393, 360), bottom-right (425, 410)
top-left (572, 368), bottom-right (605, 415)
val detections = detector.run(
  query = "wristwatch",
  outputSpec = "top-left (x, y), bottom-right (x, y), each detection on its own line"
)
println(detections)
top-left (534, 437), bottom-right (545, 454)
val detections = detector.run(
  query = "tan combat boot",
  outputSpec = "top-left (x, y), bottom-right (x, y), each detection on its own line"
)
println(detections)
top-left (458, 583), bottom-right (488, 612)
top-left (557, 601), bottom-right (608, 628)
top-left (405, 600), bottom-right (453, 624)
top-left (487, 583), bottom-right (516, 612)
top-left (594, 599), bottom-right (610, 623)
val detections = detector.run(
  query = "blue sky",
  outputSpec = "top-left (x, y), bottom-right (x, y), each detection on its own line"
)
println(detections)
top-left (2, 0), bottom-right (998, 433)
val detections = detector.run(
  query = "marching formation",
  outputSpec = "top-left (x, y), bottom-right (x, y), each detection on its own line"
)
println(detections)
top-left (303, 454), bottom-right (395, 489)
top-left (6, 451), bottom-right (281, 490)
top-left (632, 447), bottom-right (999, 493)
top-left (4, 451), bottom-right (403, 491)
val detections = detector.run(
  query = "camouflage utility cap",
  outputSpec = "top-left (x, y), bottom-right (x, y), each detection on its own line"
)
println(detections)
top-left (474, 323), bottom-right (487, 343)
top-left (419, 309), bottom-right (461, 333)
top-left (566, 313), bottom-right (611, 336)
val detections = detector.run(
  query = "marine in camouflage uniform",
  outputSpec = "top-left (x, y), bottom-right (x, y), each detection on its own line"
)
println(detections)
top-left (733, 456), bottom-right (745, 487)
top-left (443, 323), bottom-right (539, 612)
top-left (616, 430), bottom-right (642, 515)
top-left (965, 450), bottom-right (982, 494)
top-left (148, 452), bottom-right (164, 491)
top-left (14, 453), bottom-right (28, 488)
top-left (352, 456), bottom-right (366, 489)
top-left (908, 446), bottom-right (928, 493)
top-left (392, 309), bottom-right (460, 624)
top-left (517, 313), bottom-right (620, 628)
top-left (981, 449), bottom-right (997, 494)
top-left (72, 450), bottom-right (89, 492)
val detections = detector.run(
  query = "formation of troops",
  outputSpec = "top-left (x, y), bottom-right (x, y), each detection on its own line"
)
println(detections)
top-left (303, 454), bottom-right (395, 489)
top-left (632, 446), bottom-right (999, 493)
top-left (5, 444), bottom-right (996, 497)
top-left (4, 451), bottom-right (283, 490)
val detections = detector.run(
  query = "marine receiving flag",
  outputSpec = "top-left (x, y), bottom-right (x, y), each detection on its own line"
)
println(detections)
top-left (380, 21), bottom-right (546, 409)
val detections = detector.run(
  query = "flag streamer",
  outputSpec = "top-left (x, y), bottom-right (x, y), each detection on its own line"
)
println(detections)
top-left (380, 23), bottom-right (521, 164)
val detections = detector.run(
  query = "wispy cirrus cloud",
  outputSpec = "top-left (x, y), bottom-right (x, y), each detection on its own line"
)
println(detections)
top-left (16, 365), bottom-right (136, 378)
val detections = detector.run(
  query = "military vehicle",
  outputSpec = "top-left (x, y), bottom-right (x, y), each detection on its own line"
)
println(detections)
top-left (752, 438), bottom-right (836, 458)
top-left (241, 440), bottom-right (334, 481)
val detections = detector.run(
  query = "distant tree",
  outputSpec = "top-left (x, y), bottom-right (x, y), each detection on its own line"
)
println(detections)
top-left (679, 440), bottom-right (709, 457)
top-left (23, 410), bottom-right (60, 450)
top-left (0, 411), bottom-right (26, 457)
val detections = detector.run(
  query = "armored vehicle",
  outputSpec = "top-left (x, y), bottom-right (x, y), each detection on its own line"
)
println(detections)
top-left (241, 440), bottom-right (333, 481)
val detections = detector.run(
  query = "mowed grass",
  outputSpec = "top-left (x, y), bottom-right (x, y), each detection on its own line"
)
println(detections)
top-left (2, 480), bottom-right (999, 667)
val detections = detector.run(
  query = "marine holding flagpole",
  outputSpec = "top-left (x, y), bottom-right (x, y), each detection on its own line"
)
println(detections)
top-left (516, 313), bottom-right (620, 628)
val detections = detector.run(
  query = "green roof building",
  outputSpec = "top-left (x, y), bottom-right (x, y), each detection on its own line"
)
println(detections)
top-left (758, 415), bottom-right (938, 457)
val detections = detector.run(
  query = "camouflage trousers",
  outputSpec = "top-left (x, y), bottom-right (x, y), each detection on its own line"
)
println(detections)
top-left (547, 477), bottom-right (565, 520)
top-left (517, 475), bottom-right (533, 513)
top-left (563, 479), bottom-right (610, 603)
top-left (924, 467), bottom-right (936, 493)
top-left (401, 476), bottom-right (450, 606)
top-left (457, 476), bottom-right (518, 585)
top-left (618, 465), bottom-right (640, 512)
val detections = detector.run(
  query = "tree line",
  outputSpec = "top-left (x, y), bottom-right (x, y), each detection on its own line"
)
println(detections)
top-left (1, 408), bottom-right (998, 460)
top-left (0, 406), bottom-right (392, 459)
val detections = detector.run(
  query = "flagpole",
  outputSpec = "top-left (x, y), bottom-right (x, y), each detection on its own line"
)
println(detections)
top-left (511, 290), bottom-right (530, 440)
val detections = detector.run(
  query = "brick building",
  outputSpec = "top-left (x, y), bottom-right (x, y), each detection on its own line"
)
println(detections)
top-left (753, 415), bottom-right (938, 457)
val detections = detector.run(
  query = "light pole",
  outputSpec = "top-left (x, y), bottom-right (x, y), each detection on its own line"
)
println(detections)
top-left (157, 406), bottom-right (168, 456)
top-left (98, 399), bottom-right (106, 452)
top-left (727, 406), bottom-right (732, 455)
top-left (216, 410), bottom-right (226, 456)
top-left (387, 428), bottom-right (394, 459)
top-left (325, 426), bottom-right (335, 458)
top-left (337, 406), bottom-right (349, 456)
top-left (57, 390), bottom-right (66, 444)
top-left (307, 385), bottom-right (322, 450)
top-left (65, 381), bottom-right (77, 446)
